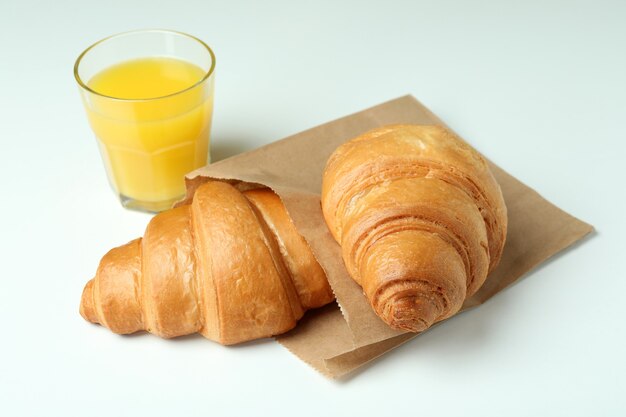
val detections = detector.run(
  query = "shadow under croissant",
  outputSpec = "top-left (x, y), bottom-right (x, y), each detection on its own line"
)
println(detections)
top-left (334, 230), bottom-right (596, 383)
top-left (105, 326), bottom-right (277, 349)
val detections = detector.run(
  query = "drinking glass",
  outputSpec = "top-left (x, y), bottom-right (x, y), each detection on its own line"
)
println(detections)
top-left (74, 29), bottom-right (216, 212)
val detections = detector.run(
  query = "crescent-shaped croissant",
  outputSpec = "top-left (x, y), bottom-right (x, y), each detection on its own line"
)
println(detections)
top-left (80, 181), bottom-right (333, 345)
top-left (321, 125), bottom-right (507, 332)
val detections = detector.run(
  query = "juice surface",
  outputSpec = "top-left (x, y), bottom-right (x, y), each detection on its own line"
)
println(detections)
top-left (85, 57), bottom-right (213, 210)
top-left (89, 57), bottom-right (205, 99)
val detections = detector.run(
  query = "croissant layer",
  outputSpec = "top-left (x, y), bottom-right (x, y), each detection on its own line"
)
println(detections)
top-left (322, 124), bottom-right (507, 332)
top-left (80, 182), bottom-right (333, 345)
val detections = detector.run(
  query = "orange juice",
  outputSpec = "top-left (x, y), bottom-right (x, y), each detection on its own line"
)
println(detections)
top-left (84, 57), bottom-right (213, 211)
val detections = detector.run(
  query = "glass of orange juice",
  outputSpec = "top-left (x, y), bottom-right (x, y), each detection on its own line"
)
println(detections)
top-left (74, 29), bottom-right (215, 212)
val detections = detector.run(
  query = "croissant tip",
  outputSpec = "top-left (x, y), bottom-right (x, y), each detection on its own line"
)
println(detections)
top-left (79, 279), bottom-right (98, 324)
top-left (382, 295), bottom-right (440, 333)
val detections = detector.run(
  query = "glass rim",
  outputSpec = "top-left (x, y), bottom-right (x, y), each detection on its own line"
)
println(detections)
top-left (73, 29), bottom-right (216, 102)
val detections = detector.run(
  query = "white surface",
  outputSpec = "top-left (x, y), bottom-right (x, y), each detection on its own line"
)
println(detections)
top-left (1, 0), bottom-right (624, 416)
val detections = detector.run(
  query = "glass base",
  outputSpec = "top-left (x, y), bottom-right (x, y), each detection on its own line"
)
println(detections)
top-left (119, 194), bottom-right (184, 214)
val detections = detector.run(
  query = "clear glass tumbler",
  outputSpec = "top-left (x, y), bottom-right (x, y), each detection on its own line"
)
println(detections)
top-left (74, 29), bottom-right (216, 212)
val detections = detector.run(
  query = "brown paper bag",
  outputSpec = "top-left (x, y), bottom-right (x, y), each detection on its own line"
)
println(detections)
top-left (179, 95), bottom-right (593, 378)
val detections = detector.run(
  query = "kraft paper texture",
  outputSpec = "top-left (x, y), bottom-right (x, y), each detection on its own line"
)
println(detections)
top-left (179, 96), bottom-right (593, 378)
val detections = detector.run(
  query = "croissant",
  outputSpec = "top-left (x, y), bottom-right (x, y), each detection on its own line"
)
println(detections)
top-left (80, 181), bottom-right (333, 345)
top-left (321, 124), bottom-right (507, 332)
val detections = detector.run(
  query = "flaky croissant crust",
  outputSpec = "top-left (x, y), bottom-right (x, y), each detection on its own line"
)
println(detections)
top-left (80, 182), bottom-right (333, 345)
top-left (322, 125), bottom-right (507, 332)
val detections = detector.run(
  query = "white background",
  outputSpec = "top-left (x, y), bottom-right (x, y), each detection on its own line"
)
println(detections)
top-left (1, 0), bottom-right (624, 416)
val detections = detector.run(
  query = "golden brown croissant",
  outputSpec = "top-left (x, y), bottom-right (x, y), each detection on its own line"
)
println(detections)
top-left (80, 181), bottom-right (333, 345)
top-left (321, 125), bottom-right (507, 332)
